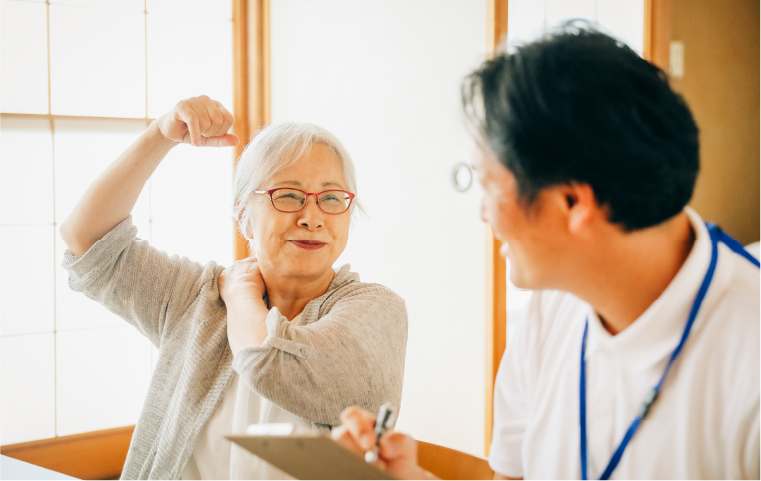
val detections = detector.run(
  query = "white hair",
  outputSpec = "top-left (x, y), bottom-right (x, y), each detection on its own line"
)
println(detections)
top-left (233, 121), bottom-right (362, 239)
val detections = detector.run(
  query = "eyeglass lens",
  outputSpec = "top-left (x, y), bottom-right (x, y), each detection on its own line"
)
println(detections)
top-left (271, 189), bottom-right (351, 214)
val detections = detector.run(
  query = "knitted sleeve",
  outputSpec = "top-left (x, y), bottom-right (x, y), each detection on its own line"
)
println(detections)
top-left (62, 216), bottom-right (224, 348)
top-left (232, 285), bottom-right (408, 428)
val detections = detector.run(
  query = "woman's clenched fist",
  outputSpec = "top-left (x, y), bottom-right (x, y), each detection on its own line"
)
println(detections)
top-left (155, 95), bottom-right (239, 147)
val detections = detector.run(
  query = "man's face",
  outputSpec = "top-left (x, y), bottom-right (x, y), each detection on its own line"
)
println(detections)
top-left (472, 144), bottom-right (567, 290)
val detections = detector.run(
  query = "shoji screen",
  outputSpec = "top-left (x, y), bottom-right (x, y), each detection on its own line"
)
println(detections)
top-left (1, 0), bottom-right (234, 445)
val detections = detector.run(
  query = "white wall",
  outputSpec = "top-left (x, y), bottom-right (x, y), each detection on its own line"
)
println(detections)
top-left (271, 0), bottom-right (488, 455)
top-left (506, 0), bottom-right (645, 55)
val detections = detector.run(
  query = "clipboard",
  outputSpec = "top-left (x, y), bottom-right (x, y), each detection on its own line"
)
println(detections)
top-left (227, 430), bottom-right (397, 480)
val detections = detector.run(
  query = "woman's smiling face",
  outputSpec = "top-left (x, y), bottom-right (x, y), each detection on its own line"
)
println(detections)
top-left (249, 143), bottom-right (352, 281)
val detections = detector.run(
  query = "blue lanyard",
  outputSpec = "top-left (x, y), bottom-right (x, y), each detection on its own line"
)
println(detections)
top-left (579, 223), bottom-right (759, 480)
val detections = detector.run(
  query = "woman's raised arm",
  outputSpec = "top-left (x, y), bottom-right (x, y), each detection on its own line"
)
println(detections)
top-left (60, 96), bottom-right (238, 255)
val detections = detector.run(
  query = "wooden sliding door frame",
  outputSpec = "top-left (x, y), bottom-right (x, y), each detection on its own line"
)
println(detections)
top-left (643, 0), bottom-right (671, 70)
top-left (484, 0), bottom-right (509, 457)
top-left (233, 0), bottom-right (271, 261)
top-left (1, 3), bottom-right (270, 477)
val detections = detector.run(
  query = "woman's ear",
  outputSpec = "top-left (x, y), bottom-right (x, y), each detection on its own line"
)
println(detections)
top-left (236, 203), bottom-right (255, 241)
top-left (241, 225), bottom-right (254, 242)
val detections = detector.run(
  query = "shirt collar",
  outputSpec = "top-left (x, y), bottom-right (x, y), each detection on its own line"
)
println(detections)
top-left (586, 208), bottom-right (711, 368)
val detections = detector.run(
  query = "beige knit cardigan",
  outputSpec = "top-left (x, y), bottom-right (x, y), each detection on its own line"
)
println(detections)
top-left (62, 217), bottom-right (408, 480)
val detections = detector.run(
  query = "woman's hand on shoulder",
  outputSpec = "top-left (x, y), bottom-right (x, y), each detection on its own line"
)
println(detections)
top-left (220, 257), bottom-right (270, 354)
top-left (332, 407), bottom-right (438, 480)
top-left (155, 96), bottom-right (240, 148)
top-left (219, 257), bottom-right (267, 304)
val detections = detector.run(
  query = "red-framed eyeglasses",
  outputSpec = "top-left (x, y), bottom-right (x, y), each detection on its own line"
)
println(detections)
top-left (254, 188), bottom-right (355, 215)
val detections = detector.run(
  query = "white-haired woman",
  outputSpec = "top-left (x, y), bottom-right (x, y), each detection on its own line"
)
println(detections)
top-left (60, 96), bottom-right (408, 480)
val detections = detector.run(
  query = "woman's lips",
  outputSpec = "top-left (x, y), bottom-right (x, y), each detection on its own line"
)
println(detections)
top-left (289, 240), bottom-right (327, 251)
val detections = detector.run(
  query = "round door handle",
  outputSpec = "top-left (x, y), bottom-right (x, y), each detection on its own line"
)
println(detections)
top-left (451, 162), bottom-right (473, 192)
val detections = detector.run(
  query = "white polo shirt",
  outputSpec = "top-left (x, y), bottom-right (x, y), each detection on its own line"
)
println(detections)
top-left (489, 209), bottom-right (760, 479)
top-left (746, 242), bottom-right (760, 260)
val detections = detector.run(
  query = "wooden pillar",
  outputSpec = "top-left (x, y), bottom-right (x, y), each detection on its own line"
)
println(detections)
top-left (484, 0), bottom-right (509, 458)
top-left (643, 0), bottom-right (671, 70)
top-left (232, 0), bottom-right (270, 261)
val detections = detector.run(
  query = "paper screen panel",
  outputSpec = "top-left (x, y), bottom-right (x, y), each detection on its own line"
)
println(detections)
top-left (1, 225), bottom-right (55, 337)
top-left (1, 334), bottom-right (56, 445)
top-left (53, 119), bottom-right (150, 331)
top-left (0, 1), bottom-right (48, 114)
top-left (55, 326), bottom-right (151, 436)
top-left (0, 117), bottom-right (54, 225)
top-left (52, 119), bottom-right (149, 231)
top-left (147, 0), bottom-right (231, 20)
top-left (150, 144), bottom-right (233, 266)
top-left (49, 4), bottom-right (145, 118)
top-left (146, 15), bottom-right (232, 118)
top-left (50, 0), bottom-right (143, 11)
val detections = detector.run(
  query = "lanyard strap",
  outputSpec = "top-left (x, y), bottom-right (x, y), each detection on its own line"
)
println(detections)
top-left (579, 223), bottom-right (758, 480)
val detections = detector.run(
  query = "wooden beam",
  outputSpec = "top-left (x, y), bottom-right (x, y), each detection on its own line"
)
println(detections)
top-left (246, 0), bottom-right (271, 139)
top-left (233, 0), bottom-right (250, 261)
top-left (232, 0), bottom-right (271, 261)
top-left (1, 426), bottom-right (135, 480)
top-left (484, 0), bottom-right (509, 458)
top-left (643, 0), bottom-right (671, 70)
top-left (0, 112), bottom-right (153, 123)
top-left (488, 0), bottom-right (509, 55)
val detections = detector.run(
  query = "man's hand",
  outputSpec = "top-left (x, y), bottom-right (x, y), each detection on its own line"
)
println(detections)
top-left (331, 407), bottom-right (438, 480)
top-left (155, 95), bottom-right (239, 147)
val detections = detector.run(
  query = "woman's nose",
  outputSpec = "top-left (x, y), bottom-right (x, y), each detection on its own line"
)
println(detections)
top-left (297, 197), bottom-right (325, 230)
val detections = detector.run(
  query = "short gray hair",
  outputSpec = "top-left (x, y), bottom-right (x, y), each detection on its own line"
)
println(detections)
top-left (233, 121), bottom-right (362, 239)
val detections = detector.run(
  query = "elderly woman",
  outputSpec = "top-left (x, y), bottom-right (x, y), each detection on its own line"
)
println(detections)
top-left (59, 96), bottom-right (408, 480)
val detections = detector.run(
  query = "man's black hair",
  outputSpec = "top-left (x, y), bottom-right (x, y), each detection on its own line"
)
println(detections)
top-left (463, 24), bottom-right (700, 231)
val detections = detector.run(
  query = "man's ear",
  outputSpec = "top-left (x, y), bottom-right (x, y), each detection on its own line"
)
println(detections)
top-left (560, 183), bottom-right (597, 234)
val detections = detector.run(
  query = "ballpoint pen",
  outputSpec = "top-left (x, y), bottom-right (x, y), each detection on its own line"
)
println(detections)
top-left (365, 403), bottom-right (396, 463)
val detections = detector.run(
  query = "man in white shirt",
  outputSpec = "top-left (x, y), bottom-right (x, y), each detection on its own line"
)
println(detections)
top-left (332, 26), bottom-right (759, 479)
